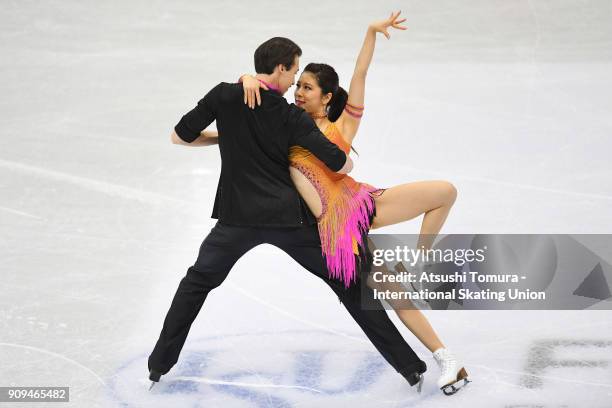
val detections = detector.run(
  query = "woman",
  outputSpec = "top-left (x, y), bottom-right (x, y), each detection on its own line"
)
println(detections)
top-left (201, 12), bottom-right (469, 395)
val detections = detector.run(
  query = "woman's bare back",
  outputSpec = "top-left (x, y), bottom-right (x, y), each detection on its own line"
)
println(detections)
top-left (290, 166), bottom-right (323, 218)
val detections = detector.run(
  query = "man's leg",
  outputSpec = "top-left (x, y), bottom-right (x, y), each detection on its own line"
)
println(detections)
top-left (148, 223), bottom-right (260, 375)
top-left (265, 226), bottom-right (426, 383)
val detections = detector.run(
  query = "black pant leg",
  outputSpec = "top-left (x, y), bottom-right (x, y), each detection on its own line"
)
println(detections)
top-left (264, 226), bottom-right (427, 379)
top-left (148, 223), bottom-right (260, 374)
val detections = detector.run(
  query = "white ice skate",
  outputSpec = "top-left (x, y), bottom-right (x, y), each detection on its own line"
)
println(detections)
top-left (432, 348), bottom-right (470, 396)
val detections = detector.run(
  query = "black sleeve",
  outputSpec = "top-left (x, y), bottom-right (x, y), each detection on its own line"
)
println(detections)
top-left (289, 109), bottom-right (347, 172)
top-left (174, 83), bottom-right (223, 143)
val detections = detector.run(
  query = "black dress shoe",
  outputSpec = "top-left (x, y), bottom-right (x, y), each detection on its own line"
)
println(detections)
top-left (148, 369), bottom-right (162, 390)
top-left (149, 369), bottom-right (161, 382)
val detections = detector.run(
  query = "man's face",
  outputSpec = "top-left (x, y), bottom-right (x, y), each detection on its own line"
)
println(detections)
top-left (277, 55), bottom-right (300, 95)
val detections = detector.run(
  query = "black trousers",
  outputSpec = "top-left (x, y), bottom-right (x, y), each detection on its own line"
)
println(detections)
top-left (148, 222), bottom-right (426, 381)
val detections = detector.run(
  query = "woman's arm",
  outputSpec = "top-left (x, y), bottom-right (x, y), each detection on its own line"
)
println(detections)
top-left (340, 11), bottom-right (407, 143)
top-left (171, 130), bottom-right (219, 146)
top-left (240, 74), bottom-right (268, 109)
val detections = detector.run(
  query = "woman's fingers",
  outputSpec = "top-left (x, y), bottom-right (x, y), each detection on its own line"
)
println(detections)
top-left (385, 10), bottom-right (403, 28)
top-left (392, 14), bottom-right (407, 30)
top-left (240, 81), bottom-right (266, 108)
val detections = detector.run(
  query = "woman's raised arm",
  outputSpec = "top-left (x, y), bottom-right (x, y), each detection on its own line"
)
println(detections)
top-left (340, 11), bottom-right (407, 142)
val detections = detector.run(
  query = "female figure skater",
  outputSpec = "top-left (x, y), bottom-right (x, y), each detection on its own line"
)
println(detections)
top-left (201, 12), bottom-right (470, 395)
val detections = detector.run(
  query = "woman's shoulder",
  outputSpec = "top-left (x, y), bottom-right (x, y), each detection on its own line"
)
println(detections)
top-left (325, 121), bottom-right (351, 151)
top-left (327, 120), bottom-right (353, 147)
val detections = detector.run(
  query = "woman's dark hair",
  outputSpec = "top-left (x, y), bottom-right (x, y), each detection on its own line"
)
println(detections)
top-left (304, 63), bottom-right (358, 154)
top-left (303, 63), bottom-right (348, 123)
top-left (254, 37), bottom-right (302, 74)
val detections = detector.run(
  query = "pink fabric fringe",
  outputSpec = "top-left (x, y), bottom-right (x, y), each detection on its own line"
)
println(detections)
top-left (318, 183), bottom-right (378, 288)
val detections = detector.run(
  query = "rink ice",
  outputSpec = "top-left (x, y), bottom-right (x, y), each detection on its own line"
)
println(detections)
top-left (1, 0), bottom-right (612, 407)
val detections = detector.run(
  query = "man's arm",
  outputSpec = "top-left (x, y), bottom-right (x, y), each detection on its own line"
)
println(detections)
top-left (290, 110), bottom-right (352, 174)
top-left (296, 127), bottom-right (352, 174)
top-left (171, 130), bottom-right (219, 146)
top-left (172, 83), bottom-right (223, 144)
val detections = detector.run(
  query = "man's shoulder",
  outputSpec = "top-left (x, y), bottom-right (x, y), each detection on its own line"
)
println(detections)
top-left (286, 102), bottom-right (313, 125)
top-left (275, 98), bottom-right (307, 120)
top-left (218, 81), bottom-right (242, 90)
top-left (213, 81), bottom-right (242, 99)
top-left (214, 83), bottom-right (293, 107)
top-left (260, 89), bottom-right (289, 105)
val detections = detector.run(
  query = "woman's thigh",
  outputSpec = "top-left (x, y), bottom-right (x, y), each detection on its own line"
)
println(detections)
top-left (371, 180), bottom-right (456, 229)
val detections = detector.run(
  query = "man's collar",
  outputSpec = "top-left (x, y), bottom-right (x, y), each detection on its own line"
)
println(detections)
top-left (257, 79), bottom-right (281, 95)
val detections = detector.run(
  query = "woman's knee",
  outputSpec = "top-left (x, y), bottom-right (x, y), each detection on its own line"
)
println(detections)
top-left (438, 181), bottom-right (457, 205)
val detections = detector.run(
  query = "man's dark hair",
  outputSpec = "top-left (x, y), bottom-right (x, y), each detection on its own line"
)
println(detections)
top-left (254, 37), bottom-right (302, 74)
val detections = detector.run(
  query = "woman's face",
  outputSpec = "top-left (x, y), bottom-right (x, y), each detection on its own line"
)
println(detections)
top-left (294, 72), bottom-right (331, 114)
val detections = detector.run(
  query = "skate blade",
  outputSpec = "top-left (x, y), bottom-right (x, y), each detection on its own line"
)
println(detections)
top-left (441, 367), bottom-right (471, 396)
top-left (416, 373), bottom-right (424, 394)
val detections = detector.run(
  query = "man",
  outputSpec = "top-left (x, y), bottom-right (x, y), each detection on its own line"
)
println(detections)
top-left (148, 37), bottom-right (426, 391)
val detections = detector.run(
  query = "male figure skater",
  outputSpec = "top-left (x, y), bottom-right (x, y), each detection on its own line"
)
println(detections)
top-left (148, 37), bottom-right (426, 390)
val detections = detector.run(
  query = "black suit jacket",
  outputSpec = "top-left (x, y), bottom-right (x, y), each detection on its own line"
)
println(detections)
top-left (174, 82), bottom-right (347, 227)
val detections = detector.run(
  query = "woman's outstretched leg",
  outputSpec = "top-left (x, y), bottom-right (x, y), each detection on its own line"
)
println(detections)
top-left (367, 179), bottom-right (469, 393)
top-left (369, 179), bottom-right (456, 351)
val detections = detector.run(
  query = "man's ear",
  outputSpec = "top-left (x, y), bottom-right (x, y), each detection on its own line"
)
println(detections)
top-left (271, 64), bottom-right (283, 76)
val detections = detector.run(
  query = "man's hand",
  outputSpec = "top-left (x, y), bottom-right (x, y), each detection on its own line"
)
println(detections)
top-left (171, 130), bottom-right (186, 144)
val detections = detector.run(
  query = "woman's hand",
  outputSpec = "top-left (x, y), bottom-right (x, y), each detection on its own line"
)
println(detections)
top-left (369, 10), bottom-right (407, 39)
top-left (240, 74), bottom-right (269, 109)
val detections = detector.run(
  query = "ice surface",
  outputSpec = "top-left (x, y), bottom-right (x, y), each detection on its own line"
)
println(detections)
top-left (1, 0), bottom-right (611, 407)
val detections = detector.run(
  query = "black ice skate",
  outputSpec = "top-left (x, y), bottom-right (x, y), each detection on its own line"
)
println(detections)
top-left (148, 369), bottom-right (161, 390)
top-left (405, 371), bottom-right (425, 393)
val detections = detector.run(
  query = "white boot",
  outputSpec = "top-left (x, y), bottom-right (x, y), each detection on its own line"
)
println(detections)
top-left (432, 348), bottom-right (470, 395)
